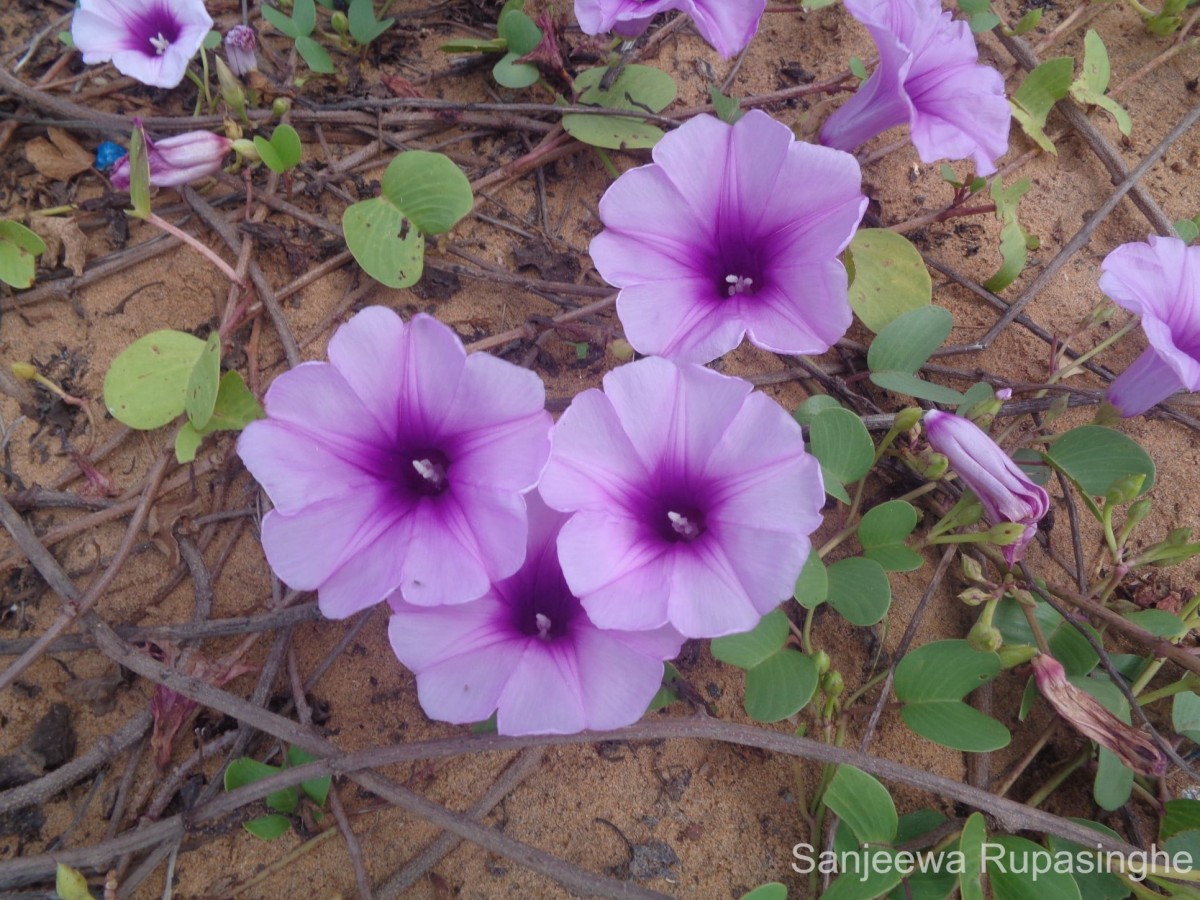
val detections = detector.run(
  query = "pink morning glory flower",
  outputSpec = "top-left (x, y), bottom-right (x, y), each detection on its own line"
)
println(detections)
top-left (109, 129), bottom-right (232, 190)
top-left (71, 0), bottom-right (214, 90)
top-left (923, 410), bottom-right (1049, 566)
top-left (539, 356), bottom-right (825, 639)
top-left (590, 110), bottom-right (867, 364)
top-left (387, 493), bottom-right (684, 736)
top-left (574, 0), bottom-right (767, 58)
top-left (237, 308), bottom-right (553, 617)
top-left (1101, 236), bottom-right (1200, 418)
top-left (818, 0), bottom-right (1010, 176)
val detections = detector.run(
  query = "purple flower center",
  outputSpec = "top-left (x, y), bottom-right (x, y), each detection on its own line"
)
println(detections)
top-left (708, 237), bottom-right (765, 300)
top-left (505, 545), bottom-right (582, 641)
top-left (130, 4), bottom-right (183, 58)
top-left (401, 449), bottom-right (449, 496)
top-left (657, 503), bottom-right (707, 543)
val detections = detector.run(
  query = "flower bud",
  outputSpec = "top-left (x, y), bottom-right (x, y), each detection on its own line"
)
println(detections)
top-left (996, 644), bottom-right (1036, 668)
top-left (331, 11), bottom-right (350, 35)
top-left (892, 407), bottom-right (922, 433)
top-left (231, 138), bottom-right (259, 161)
top-left (1106, 474), bottom-right (1145, 506)
top-left (224, 24), bottom-right (258, 77)
top-left (214, 56), bottom-right (247, 121)
top-left (957, 586), bottom-right (992, 607)
top-left (960, 555), bottom-right (985, 585)
top-left (822, 670), bottom-right (844, 698)
top-left (10, 362), bottom-right (37, 381)
top-left (272, 97), bottom-right (293, 119)
top-left (924, 410), bottom-right (1049, 566)
top-left (810, 650), bottom-right (830, 676)
top-left (967, 620), bottom-right (1003, 653)
top-left (110, 130), bottom-right (232, 190)
top-left (1126, 498), bottom-right (1152, 529)
top-left (1006, 587), bottom-right (1037, 608)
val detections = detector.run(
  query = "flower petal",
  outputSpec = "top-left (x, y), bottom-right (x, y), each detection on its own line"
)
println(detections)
top-left (495, 642), bottom-right (587, 735)
top-left (740, 266), bottom-right (853, 356)
top-left (325, 306), bottom-right (412, 442)
top-left (1106, 347), bottom-right (1187, 418)
top-left (615, 278), bottom-right (742, 363)
top-left (667, 540), bottom-right (765, 637)
top-left (236, 419), bottom-right (376, 512)
top-left (572, 628), bottom-right (677, 729)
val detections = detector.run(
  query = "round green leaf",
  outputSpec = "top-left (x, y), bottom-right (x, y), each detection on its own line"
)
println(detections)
top-left (344, 197), bottom-right (425, 288)
top-left (563, 65), bottom-right (677, 150)
top-left (104, 330), bottom-right (207, 429)
top-left (493, 53), bottom-right (540, 89)
top-left (185, 332), bottom-right (221, 429)
top-left (858, 500), bottom-right (923, 571)
top-left (846, 229), bottom-right (932, 333)
top-left (824, 765), bottom-right (897, 844)
top-left (894, 640), bottom-right (1000, 702)
top-left (793, 394), bottom-right (842, 426)
top-left (1173, 692), bottom-right (1200, 745)
top-left (867, 305), bottom-right (953, 374)
top-left (899, 700), bottom-right (1011, 752)
top-left (744, 649), bottom-right (817, 722)
top-left (1044, 424), bottom-right (1155, 497)
top-left (987, 836), bottom-right (1082, 900)
top-left (869, 370), bottom-right (965, 405)
top-left (793, 550), bottom-right (829, 609)
top-left (808, 407), bottom-right (874, 497)
top-left (711, 607), bottom-right (788, 669)
top-left (0, 220), bottom-right (46, 289)
top-left (826, 556), bottom-right (891, 626)
top-left (244, 813), bottom-right (292, 840)
top-left (497, 8), bottom-right (541, 54)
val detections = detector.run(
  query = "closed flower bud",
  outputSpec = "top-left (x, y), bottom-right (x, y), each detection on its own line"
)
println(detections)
top-left (1031, 654), bottom-right (1167, 777)
top-left (996, 644), bottom-right (1036, 668)
top-left (822, 670), bottom-right (844, 698)
top-left (214, 56), bottom-right (247, 121)
top-left (1126, 498), bottom-right (1152, 529)
top-left (810, 650), bottom-right (830, 676)
top-left (224, 24), bottom-right (258, 77)
top-left (110, 130), bottom-right (232, 190)
top-left (924, 410), bottom-right (1050, 566)
top-left (967, 620), bottom-right (1003, 653)
top-left (892, 407), bottom-right (922, 433)
top-left (960, 555), bottom-right (985, 585)
top-left (957, 586), bottom-right (992, 607)
top-left (1106, 474), bottom-right (1146, 506)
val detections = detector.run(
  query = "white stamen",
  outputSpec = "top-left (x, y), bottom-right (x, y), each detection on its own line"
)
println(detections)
top-left (667, 510), bottom-right (700, 540)
top-left (411, 457), bottom-right (444, 486)
top-left (149, 33), bottom-right (171, 55)
top-left (725, 274), bottom-right (754, 297)
top-left (535, 613), bottom-right (552, 640)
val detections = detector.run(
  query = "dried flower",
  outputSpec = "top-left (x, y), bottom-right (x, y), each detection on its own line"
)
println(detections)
top-left (819, 0), bottom-right (1009, 175)
top-left (71, 0), bottom-right (213, 90)
top-left (540, 356), bottom-right (825, 638)
top-left (923, 410), bottom-right (1049, 566)
top-left (591, 110), bottom-right (867, 364)
top-left (574, 0), bottom-right (767, 58)
top-left (388, 493), bottom-right (684, 735)
top-left (223, 24), bottom-right (258, 77)
top-left (1031, 654), bottom-right (1167, 777)
top-left (237, 308), bottom-right (552, 617)
top-left (109, 129), bottom-right (232, 190)
top-left (1101, 236), bottom-right (1200, 418)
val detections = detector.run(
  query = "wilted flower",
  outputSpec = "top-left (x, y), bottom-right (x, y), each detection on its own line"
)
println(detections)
top-left (1031, 654), bottom-right (1167, 777)
top-left (224, 24), bottom-right (258, 77)
top-left (819, 0), bottom-right (1009, 175)
top-left (574, 0), bottom-right (766, 58)
top-left (540, 356), bottom-right (825, 638)
top-left (1101, 236), bottom-right (1200, 418)
top-left (238, 308), bottom-right (552, 617)
top-left (109, 128), bottom-right (232, 190)
top-left (591, 110), bottom-right (867, 364)
top-left (388, 493), bottom-right (684, 735)
top-left (923, 410), bottom-right (1049, 566)
top-left (71, 0), bottom-right (213, 90)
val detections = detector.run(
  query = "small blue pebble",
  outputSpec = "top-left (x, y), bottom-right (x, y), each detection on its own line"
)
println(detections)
top-left (95, 141), bottom-right (126, 172)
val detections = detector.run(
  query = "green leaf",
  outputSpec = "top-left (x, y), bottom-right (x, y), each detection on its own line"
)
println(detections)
top-left (440, 37), bottom-right (508, 53)
top-left (348, 0), bottom-right (394, 44)
top-left (1010, 57), bottom-right (1073, 153)
top-left (292, 0), bottom-right (317, 35)
top-left (793, 550), bottom-right (829, 609)
top-left (793, 394), bottom-right (842, 426)
top-left (1176, 218), bottom-right (1200, 244)
top-left (493, 52), bottom-right (540, 89)
top-left (497, 8), bottom-right (541, 53)
top-left (711, 608), bottom-right (789, 669)
top-left (744, 649), bottom-right (818, 722)
top-left (104, 330), bottom-right (208, 430)
top-left (1006, 8), bottom-right (1043, 36)
top-left (244, 813), bottom-right (292, 840)
top-left (1173, 692), bottom-right (1200, 745)
top-left (1069, 31), bottom-right (1132, 136)
top-left (185, 332), bottom-right (221, 429)
top-left (988, 836), bottom-right (1082, 900)
top-left (741, 885), bottom-right (787, 900)
top-left (845, 229), bottom-right (932, 333)
top-left (1046, 821), bottom-right (1128, 900)
top-left (344, 151), bottom-right (473, 288)
top-left (56, 863), bottom-right (93, 900)
top-left (1044, 425), bottom-right (1155, 497)
top-left (808, 407), bottom-right (874, 500)
top-left (867, 305), bottom-right (953, 374)
top-left (824, 765), bottom-right (897, 844)
top-left (993, 597), bottom-right (1098, 676)
top-left (1162, 800), bottom-right (1200, 840)
top-left (127, 123), bottom-right (152, 219)
top-left (708, 85), bottom-right (743, 124)
top-left (563, 65), bottom-right (678, 150)
top-left (826, 557), bottom-right (891, 626)
top-left (801, 0), bottom-right (838, 8)
top-left (295, 35), bottom-right (335, 74)
top-left (983, 177), bottom-right (1035, 292)
top-left (1125, 608), bottom-right (1187, 639)
top-left (0, 220), bottom-right (46, 288)
top-left (648, 662), bottom-right (681, 711)
top-left (175, 371), bottom-right (265, 462)
top-left (896, 641), bottom-right (1009, 751)
top-left (262, 4), bottom-right (302, 38)
top-left (254, 124), bottom-right (303, 174)
top-left (958, 813), bottom-right (986, 900)
top-left (858, 500), bottom-right (923, 572)
top-left (958, 0), bottom-right (1001, 32)
top-left (223, 758), bottom-right (297, 813)
top-left (202, 29), bottom-right (222, 50)
top-left (848, 57), bottom-right (868, 81)
top-left (869, 371), bottom-right (965, 404)
top-left (1072, 677), bottom-right (1133, 810)
top-left (287, 746), bottom-right (332, 807)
